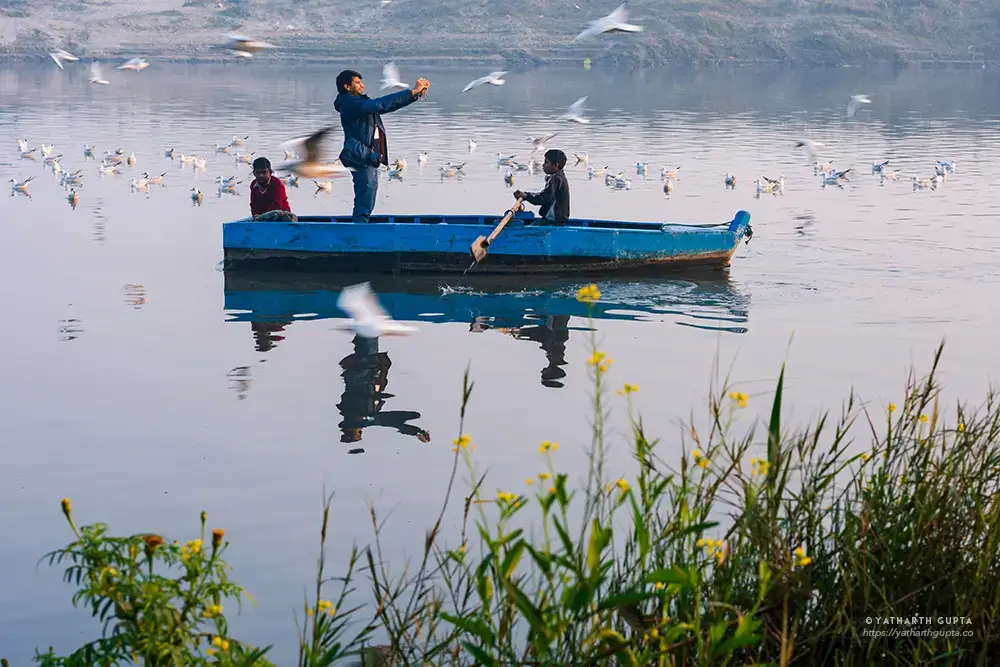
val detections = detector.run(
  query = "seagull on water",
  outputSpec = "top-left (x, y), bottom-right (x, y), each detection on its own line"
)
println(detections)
top-left (846, 94), bottom-right (871, 118)
top-left (274, 127), bottom-right (353, 179)
top-left (462, 71), bottom-right (508, 93)
top-left (574, 2), bottom-right (644, 40)
top-left (49, 49), bottom-right (79, 69)
top-left (560, 96), bottom-right (590, 123)
top-left (336, 282), bottom-right (417, 338)
top-left (380, 61), bottom-right (408, 90)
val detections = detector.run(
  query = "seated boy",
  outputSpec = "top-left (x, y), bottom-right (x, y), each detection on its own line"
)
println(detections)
top-left (513, 148), bottom-right (570, 225)
top-left (250, 157), bottom-right (298, 221)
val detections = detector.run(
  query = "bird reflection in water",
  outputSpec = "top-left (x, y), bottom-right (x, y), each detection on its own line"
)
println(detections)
top-left (337, 334), bottom-right (430, 452)
top-left (227, 366), bottom-right (252, 400)
top-left (471, 314), bottom-right (570, 388)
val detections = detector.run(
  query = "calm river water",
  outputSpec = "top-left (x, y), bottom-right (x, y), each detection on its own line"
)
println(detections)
top-left (1, 62), bottom-right (999, 662)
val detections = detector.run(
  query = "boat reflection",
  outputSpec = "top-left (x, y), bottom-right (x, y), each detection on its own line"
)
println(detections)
top-left (223, 270), bottom-right (750, 392)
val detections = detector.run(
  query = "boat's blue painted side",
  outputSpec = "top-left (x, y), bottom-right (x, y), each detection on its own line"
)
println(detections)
top-left (221, 210), bottom-right (752, 274)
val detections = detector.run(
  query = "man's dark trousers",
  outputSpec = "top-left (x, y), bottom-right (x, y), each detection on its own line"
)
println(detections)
top-left (351, 166), bottom-right (379, 222)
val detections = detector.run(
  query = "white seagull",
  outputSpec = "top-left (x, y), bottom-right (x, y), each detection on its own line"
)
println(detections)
top-left (846, 94), bottom-right (871, 118)
top-left (560, 96), bottom-right (590, 123)
top-left (117, 57), bottom-right (150, 72)
top-left (336, 282), bottom-right (417, 338)
top-left (223, 34), bottom-right (277, 57)
top-left (380, 61), bottom-right (408, 90)
top-left (274, 126), bottom-right (354, 179)
top-left (49, 49), bottom-right (79, 69)
top-left (462, 71), bottom-right (508, 93)
top-left (794, 139), bottom-right (824, 163)
top-left (574, 2), bottom-right (644, 41)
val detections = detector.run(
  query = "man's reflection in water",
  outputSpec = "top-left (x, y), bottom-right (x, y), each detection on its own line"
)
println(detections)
top-left (251, 320), bottom-right (291, 353)
top-left (337, 334), bottom-right (430, 451)
top-left (473, 314), bottom-right (570, 388)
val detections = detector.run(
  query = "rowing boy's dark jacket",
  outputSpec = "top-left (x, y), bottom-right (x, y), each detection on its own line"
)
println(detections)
top-left (524, 170), bottom-right (570, 224)
top-left (334, 88), bottom-right (417, 168)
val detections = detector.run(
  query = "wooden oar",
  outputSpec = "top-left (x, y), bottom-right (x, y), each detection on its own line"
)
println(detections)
top-left (469, 197), bottom-right (525, 265)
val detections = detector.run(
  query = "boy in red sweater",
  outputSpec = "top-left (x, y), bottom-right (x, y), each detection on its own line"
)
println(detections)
top-left (250, 157), bottom-right (297, 221)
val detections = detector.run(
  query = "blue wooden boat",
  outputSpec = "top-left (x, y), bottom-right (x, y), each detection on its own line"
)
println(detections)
top-left (222, 209), bottom-right (753, 274)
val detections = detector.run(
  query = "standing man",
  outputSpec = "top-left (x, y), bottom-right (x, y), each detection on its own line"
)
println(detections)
top-left (334, 69), bottom-right (430, 222)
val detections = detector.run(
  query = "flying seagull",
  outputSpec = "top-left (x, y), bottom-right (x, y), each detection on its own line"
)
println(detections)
top-left (117, 57), bottom-right (150, 72)
top-left (380, 61), bottom-right (408, 90)
top-left (574, 3), bottom-right (644, 41)
top-left (560, 96), bottom-right (590, 123)
top-left (88, 62), bottom-right (110, 85)
top-left (846, 94), bottom-right (871, 118)
top-left (223, 34), bottom-right (277, 57)
top-left (794, 138), bottom-right (824, 163)
top-left (462, 71), bottom-right (508, 93)
top-left (273, 127), bottom-right (354, 179)
top-left (336, 282), bottom-right (417, 338)
top-left (49, 49), bottom-right (79, 70)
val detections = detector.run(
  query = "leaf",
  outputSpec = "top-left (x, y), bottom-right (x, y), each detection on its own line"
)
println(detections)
top-left (500, 540), bottom-right (525, 580)
top-left (461, 641), bottom-right (496, 667)
top-left (501, 577), bottom-right (546, 636)
top-left (629, 495), bottom-right (650, 561)
top-left (676, 521), bottom-right (720, 538)
top-left (767, 363), bottom-right (785, 465)
top-left (645, 565), bottom-right (694, 589)
top-left (596, 590), bottom-right (659, 612)
top-left (586, 518), bottom-right (603, 575)
top-left (439, 612), bottom-right (496, 645)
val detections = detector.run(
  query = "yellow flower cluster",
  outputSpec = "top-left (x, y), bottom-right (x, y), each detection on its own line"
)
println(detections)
top-left (696, 538), bottom-right (728, 564)
top-left (749, 458), bottom-right (770, 477)
top-left (452, 434), bottom-right (472, 453)
top-left (576, 284), bottom-right (601, 303)
top-left (586, 351), bottom-right (613, 372)
top-left (615, 478), bottom-right (630, 493)
top-left (888, 402), bottom-right (897, 412)
top-left (496, 491), bottom-right (516, 503)
top-left (538, 472), bottom-right (551, 481)
top-left (794, 546), bottom-right (812, 567)
top-left (616, 383), bottom-right (639, 396)
top-left (957, 423), bottom-right (965, 432)
top-left (318, 599), bottom-right (336, 615)
top-left (210, 636), bottom-right (230, 652)
top-left (202, 604), bottom-right (223, 618)
top-left (860, 453), bottom-right (871, 463)
top-left (919, 414), bottom-right (929, 423)
top-left (180, 539), bottom-right (202, 562)
top-left (539, 441), bottom-right (559, 454)
top-left (729, 392), bottom-right (748, 408)
top-left (692, 449), bottom-right (710, 469)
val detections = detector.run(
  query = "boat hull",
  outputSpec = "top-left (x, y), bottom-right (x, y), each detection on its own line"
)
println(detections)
top-left (222, 210), bottom-right (752, 274)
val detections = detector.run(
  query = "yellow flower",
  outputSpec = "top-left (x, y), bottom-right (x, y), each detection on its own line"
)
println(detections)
top-left (654, 582), bottom-right (664, 590)
top-left (615, 478), bottom-right (630, 493)
top-left (794, 546), bottom-right (811, 567)
top-left (538, 472), bottom-right (551, 481)
top-left (525, 478), bottom-right (534, 485)
top-left (586, 351), bottom-right (607, 366)
top-left (888, 403), bottom-right (897, 412)
top-left (616, 383), bottom-right (639, 396)
top-left (211, 529), bottom-right (225, 551)
top-left (452, 434), bottom-right (472, 453)
top-left (644, 627), bottom-right (660, 641)
top-left (548, 486), bottom-right (557, 495)
top-left (919, 414), bottom-right (929, 423)
top-left (696, 537), bottom-right (707, 547)
top-left (576, 284), bottom-right (601, 303)
top-left (728, 391), bottom-right (748, 408)
top-left (957, 423), bottom-right (965, 432)
top-left (692, 449), bottom-right (709, 469)
top-left (61, 498), bottom-right (72, 515)
top-left (306, 608), bottom-right (314, 616)
top-left (496, 491), bottom-right (516, 503)
top-left (459, 545), bottom-right (466, 553)
top-left (539, 441), bottom-right (559, 454)
top-left (860, 453), bottom-right (870, 463)
top-left (750, 458), bottom-right (770, 476)
top-left (207, 649), bottom-right (216, 656)
top-left (211, 636), bottom-right (230, 650)
top-left (202, 604), bottom-right (223, 618)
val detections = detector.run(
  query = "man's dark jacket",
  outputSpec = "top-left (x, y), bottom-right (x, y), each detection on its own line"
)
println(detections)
top-left (334, 88), bottom-right (416, 169)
